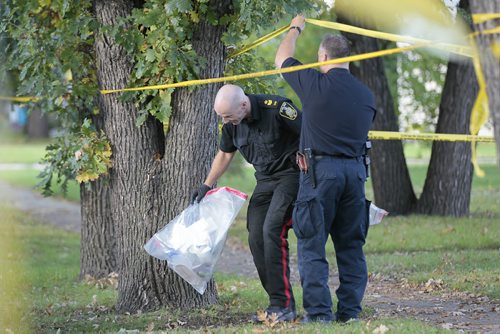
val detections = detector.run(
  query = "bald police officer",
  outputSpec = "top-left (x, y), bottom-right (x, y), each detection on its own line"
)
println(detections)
top-left (192, 84), bottom-right (301, 322)
top-left (275, 16), bottom-right (376, 323)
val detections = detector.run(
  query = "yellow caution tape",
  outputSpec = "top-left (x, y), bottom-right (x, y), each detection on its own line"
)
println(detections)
top-left (481, 26), bottom-right (500, 35)
top-left (0, 96), bottom-right (38, 103)
top-left (305, 18), bottom-right (472, 57)
top-left (7, 18), bottom-right (498, 102)
top-left (5, 42), bottom-right (426, 100)
top-left (492, 41), bottom-right (500, 58)
top-left (472, 13), bottom-right (500, 24)
top-left (368, 131), bottom-right (494, 143)
top-left (470, 26), bottom-right (500, 37)
top-left (229, 18), bottom-right (472, 59)
top-left (469, 35), bottom-right (491, 177)
top-left (228, 25), bottom-right (289, 58)
top-left (101, 42), bottom-right (427, 94)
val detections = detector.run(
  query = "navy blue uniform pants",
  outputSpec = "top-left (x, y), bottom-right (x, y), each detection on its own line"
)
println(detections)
top-left (247, 171), bottom-right (299, 309)
top-left (292, 156), bottom-right (367, 321)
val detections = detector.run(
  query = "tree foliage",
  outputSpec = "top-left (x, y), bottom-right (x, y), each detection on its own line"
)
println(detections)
top-left (116, 0), bottom-right (323, 125)
top-left (1, 0), bottom-right (101, 192)
top-left (1, 0), bottom-right (322, 191)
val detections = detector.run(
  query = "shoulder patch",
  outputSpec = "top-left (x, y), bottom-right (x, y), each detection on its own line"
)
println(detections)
top-left (279, 101), bottom-right (298, 120)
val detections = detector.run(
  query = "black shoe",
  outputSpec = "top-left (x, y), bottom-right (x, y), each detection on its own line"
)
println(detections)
top-left (301, 314), bottom-right (335, 324)
top-left (267, 306), bottom-right (296, 322)
top-left (251, 306), bottom-right (296, 322)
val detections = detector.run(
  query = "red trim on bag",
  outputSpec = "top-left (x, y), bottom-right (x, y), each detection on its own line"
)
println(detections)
top-left (205, 186), bottom-right (248, 200)
top-left (280, 218), bottom-right (293, 307)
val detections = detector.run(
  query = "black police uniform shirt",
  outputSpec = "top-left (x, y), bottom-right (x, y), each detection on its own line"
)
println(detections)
top-left (219, 94), bottom-right (301, 177)
top-left (281, 57), bottom-right (376, 158)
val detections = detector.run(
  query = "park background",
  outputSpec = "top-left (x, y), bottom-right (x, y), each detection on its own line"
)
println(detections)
top-left (1, 0), bottom-right (499, 333)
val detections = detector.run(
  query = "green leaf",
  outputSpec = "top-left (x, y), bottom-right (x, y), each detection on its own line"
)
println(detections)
top-left (135, 111), bottom-right (148, 127)
top-left (145, 48), bottom-right (155, 62)
top-left (164, 0), bottom-right (192, 14)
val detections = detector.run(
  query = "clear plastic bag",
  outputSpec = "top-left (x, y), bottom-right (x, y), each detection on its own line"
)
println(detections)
top-left (369, 202), bottom-right (389, 225)
top-left (144, 186), bottom-right (248, 294)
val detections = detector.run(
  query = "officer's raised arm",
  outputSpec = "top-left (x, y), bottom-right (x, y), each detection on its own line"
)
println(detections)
top-left (275, 15), bottom-right (305, 68)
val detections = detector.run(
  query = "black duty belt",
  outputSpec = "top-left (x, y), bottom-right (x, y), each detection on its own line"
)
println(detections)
top-left (314, 154), bottom-right (359, 160)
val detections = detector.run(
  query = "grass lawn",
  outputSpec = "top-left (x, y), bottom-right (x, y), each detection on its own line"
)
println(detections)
top-left (1, 205), bottom-right (458, 333)
top-left (403, 142), bottom-right (496, 160)
top-left (0, 142), bottom-right (50, 163)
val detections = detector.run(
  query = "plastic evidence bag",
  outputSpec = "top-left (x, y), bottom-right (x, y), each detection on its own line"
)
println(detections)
top-left (369, 202), bottom-right (389, 225)
top-left (144, 187), bottom-right (248, 294)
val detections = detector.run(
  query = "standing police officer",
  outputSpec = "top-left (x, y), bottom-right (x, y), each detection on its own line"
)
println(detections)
top-left (275, 16), bottom-right (376, 323)
top-left (192, 84), bottom-right (301, 322)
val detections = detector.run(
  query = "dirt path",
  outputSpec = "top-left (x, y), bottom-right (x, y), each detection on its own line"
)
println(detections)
top-left (1, 180), bottom-right (499, 333)
top-left (0, 180), bottom-right (80, 232)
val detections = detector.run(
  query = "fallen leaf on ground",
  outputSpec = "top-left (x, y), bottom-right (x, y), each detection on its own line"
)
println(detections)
top-left (441, 323), bottom-right (453, 329)
top-left (373, 324), bottom-right (389, 334)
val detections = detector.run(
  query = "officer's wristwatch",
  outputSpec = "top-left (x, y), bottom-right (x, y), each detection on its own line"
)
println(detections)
top-left (289, 26), bottom-right (302, 34)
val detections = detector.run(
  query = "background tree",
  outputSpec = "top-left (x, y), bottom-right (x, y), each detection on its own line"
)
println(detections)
top-left (25, 108), bottom-right (49, 138)
top-left (416, 0), bottom-right (478, 216)
top-left (469, 0), bottom-right (500, 164)
top-left (416, 58), bottom-right (477, 215)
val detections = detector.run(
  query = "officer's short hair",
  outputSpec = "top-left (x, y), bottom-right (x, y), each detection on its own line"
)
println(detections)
top-left (320, 34), bottom-right (351, 59)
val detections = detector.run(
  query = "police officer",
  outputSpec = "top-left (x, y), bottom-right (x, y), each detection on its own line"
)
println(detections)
top-left (275, 16), bottom-right (376, 323)
top-left (192, 84), bottom-right (301, 322)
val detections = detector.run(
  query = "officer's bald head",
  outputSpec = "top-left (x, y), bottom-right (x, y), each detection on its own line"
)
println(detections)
top-left (214, 84), bottom-right (249, 125)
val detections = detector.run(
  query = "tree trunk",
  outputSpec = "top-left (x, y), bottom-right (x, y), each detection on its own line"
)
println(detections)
top-left (79, 95), bottom-right (116, 279)
top-left (79, 146), bottom-right (116, 278)
top-left (94, 0), bottom-right (164, 312)
top-left (416, 59), bottom-right (477, 216)
top-left (94, 0), bottom-right (230, 312)
top-left (469, 0), bottom-right (500, 164)
top-left (153, 0), bottom-right (231, 309)
top-left (26, 108), bottom-right (49, 138)
top-left (338, 18), bottom-right (417, 214)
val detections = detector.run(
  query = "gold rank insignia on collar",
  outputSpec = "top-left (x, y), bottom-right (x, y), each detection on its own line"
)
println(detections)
top-left (263, 99), bottom-right (278, 107)
top-left (279, 101), bottom-right (297, 120)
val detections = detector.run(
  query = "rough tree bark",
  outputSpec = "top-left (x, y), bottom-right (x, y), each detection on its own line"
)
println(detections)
top-left (416, 1), bottom-right (478, 216)
top-left (148, 0), bottom-right (232, 310)
top-left (469, 0), bottom-right (500, 164)
top-left (79, 108), bottom-right (115, 279)
top-left (416, 59), bottom-right (478, 216)
top-left (338, 17), bottom-right (417, 214)
top-left (94, 0), bottom-right (231, 312)
top-left (80, 176), bottom-right (115, 279)
top-left (94, 0), bottom-right (164, 312)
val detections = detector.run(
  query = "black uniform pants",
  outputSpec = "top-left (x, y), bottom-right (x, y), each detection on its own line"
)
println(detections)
top-left (247, 171), bottom-right (299, 309)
